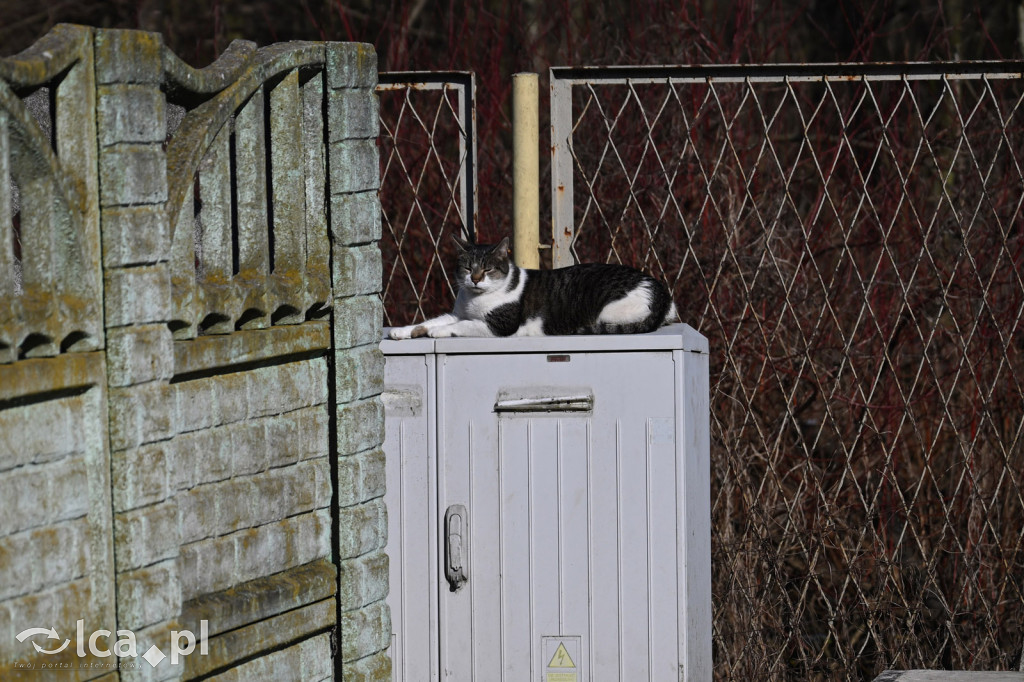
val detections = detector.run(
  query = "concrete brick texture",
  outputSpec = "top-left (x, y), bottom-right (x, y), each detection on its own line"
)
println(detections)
top-left (337, 498), bottom-right (387, 560)
top-left (114, 500), bottom-right (180, 571)
top-left (244, 358), bottom-right (330, 419)
top-left (327, 43), bottom-right (377, 89)
top-left (0, 380), bottom-right (115, 679)
top-left (329, 139), bottom-right (381, 195)
top-left (330, 191), bottom-right (382, 247)
top-left (335, 397), bottom-right (386, 457)
top-left (0, 393), bottom-right (86, 468)
top-left (112, 443), bottom-right (171, 512)
top-left (3, 28), bottom-right (388, 681)
top-left (107, 324), bottom-right (175, 387)
top-left (100, 145), bottom-right (169, 207)
top-left (177, 458), bottom-right (330, 544)
top-left (328, 89), bottom-right (380, 142)
top-left (335, 344), bottom-right (385, 404)
top-left (97, 83), bottom-right (167, 146)
top-left (180, 510), bottom-right (332, 601)
top-left (0, 455), bottom-right (89, 535)
top-left (342, 651), bottom-right (392, 682)
top-left (336, 448), bottom-right (386, 508)
top-left (340, 601), bottom-right (392, 664)
top-left (337, 552), bottom-right (389, 612)
top-left (204, 633), bottom-right (333, 682)
top-left (332, 244), bottom-right (384, 298)
top-left (117, 560), bottom-right (180, 631)
top-left (101, 205), bottom-right (169, 267)
top-left (108, 382), bottom-right (176, 451)
top-left (0, 519), bottom-right (90, 601)
top-left (94, 28), bottom-right (164, 85)
top-left (104, 264), bottom-right (173, 328)
top-left (333, 295), bottom-right (383, 349)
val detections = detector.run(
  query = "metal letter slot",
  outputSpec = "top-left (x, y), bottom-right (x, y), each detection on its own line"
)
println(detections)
top-left (494, 390), bottom-right (594, 413)
top-left (444, 504), bottom-right (469, 592)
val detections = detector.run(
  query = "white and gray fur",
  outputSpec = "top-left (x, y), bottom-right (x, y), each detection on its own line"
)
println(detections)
top-left (388, 235), bottom-right (678, 339)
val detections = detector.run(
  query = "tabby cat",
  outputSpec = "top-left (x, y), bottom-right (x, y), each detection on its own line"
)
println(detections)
top-left (388, 235), bottom-right (678, 339)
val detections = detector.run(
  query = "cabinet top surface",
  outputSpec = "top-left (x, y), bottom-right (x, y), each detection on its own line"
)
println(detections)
top-left (380, 323), bottom-right (708, 356)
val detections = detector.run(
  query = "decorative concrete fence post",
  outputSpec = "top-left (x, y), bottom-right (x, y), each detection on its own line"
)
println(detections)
top-left (326, 43), bottom-right (391, 680)
top-left (92, 29), bottom-right (184, 681)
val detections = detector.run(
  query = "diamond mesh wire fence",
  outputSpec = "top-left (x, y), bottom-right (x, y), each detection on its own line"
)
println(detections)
top-left (376, 72), bottom-right (477, 327)
top-left (550, 63), bottom-right (1024, 680)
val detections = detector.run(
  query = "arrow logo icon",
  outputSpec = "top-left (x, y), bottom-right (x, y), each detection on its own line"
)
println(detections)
top-left (16, 627), bottom-right (70, 655)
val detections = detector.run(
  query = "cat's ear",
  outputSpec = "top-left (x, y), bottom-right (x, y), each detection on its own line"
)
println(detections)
top-left (452, 233), bottom-right (473, 252)
top-left (492, 236), bottom-right (511, 258)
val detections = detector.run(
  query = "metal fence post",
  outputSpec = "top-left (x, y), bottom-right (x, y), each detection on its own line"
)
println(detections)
top-left (549, 72), bottom-right (574, 268)
top-left (456, 73), bottom-right (478, 243)
top-left (512, 72), bottom-right (540, 268)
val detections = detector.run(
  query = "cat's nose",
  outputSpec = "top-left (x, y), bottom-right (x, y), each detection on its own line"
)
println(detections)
top-left (471, 271), bottom-right (484, 283)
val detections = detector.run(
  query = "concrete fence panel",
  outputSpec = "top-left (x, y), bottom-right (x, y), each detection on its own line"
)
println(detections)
top-left (0, 24), bottom-right (387, 682)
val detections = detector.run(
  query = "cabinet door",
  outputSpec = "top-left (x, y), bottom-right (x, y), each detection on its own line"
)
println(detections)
top-left (437, 351), bottom-right (682, 682)
top-left (383, 353), bottom-right (439, 682)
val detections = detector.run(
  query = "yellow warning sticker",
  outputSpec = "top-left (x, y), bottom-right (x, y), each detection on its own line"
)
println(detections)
top-left (543, 635), bottom-right (581, 682)
top-left (548, 642), bottom-right (576, 669)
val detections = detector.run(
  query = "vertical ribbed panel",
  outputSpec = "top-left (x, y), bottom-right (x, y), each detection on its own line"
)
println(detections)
top-left (54, 53), bottom-right (101, 352)
top-left (498, 417), bottom-right (530, 680)
top-left (383, 353), bottom-right (437, 682)
top-left (529, 417), bottom-right (559, 676)
top-left (234, 85), bottom-right (270, 329)
top-left (196, 121), bottom-right (235, 332)
top-left (169, 180), bottom-right (197, 338)
top-left (268, 69), bottom-right (305, 322)
top-left (301, 71), bottom-right (329, 310)
top-left (556, 419), bottom-right (589, 650)
top-left (18, 173), bottom-right (58, 356)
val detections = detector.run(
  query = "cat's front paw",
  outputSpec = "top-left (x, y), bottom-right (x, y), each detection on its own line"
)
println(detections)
top-left (427, 326), bottom-right (456, 338)
top-left (389, 325), bottom-right (430, 340)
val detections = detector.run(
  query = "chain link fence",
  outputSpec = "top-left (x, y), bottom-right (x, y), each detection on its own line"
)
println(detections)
top-left (376, 72), bottom-right (477, 327)
top-left (376, 62), bottom-right (1024, 679)
top-left (550, 63), bottom-right (1024, 680)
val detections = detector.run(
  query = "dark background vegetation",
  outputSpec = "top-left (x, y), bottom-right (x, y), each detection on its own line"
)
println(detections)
top-left (3, 0), bottom-right (1024, 244)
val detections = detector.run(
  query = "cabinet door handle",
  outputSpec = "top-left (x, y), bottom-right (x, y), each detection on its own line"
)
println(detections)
top-left (444, 504), bottom-right (469, 592)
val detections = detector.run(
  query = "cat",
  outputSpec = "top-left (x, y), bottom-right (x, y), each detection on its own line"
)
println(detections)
top-left (387, 235), bottom-right (678, 339)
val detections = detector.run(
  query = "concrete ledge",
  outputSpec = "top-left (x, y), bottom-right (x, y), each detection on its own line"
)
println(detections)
top-left (183, 597), bottom-right (335, 679)
top-left (172, 320), bottom-right (329, 377)
top-left (0, 352), bottom-right (105, 402)
top-left (179, 558), bottom-right (337, 637)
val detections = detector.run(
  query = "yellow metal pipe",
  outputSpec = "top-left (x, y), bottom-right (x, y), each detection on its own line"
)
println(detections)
top-left (512, 72), bottom-right (540, 269)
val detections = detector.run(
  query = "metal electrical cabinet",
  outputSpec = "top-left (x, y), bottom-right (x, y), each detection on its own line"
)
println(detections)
top-left (381, 324), bottom-right (711, 682)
